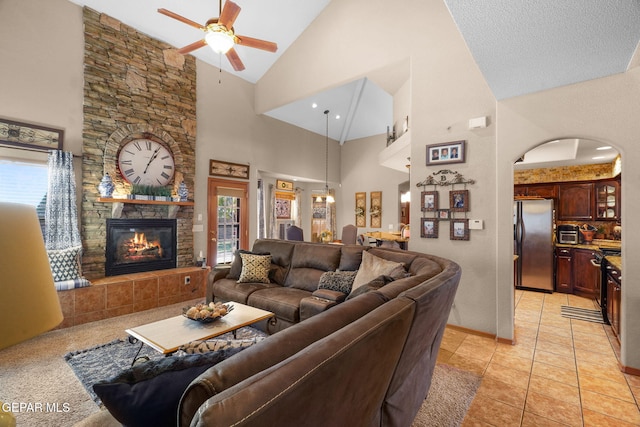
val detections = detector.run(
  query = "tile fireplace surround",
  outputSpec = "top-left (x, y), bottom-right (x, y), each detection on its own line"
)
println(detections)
top-left (55, 267), bottom-right (209, 329)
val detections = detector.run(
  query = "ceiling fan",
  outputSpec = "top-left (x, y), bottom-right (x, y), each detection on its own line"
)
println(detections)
top-left (158, 0), bottom-right (277, 71)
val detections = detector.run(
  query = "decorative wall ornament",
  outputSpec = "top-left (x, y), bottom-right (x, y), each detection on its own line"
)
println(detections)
top-left (416, 169), bottom-right (476, 187)
top-left (0, 118), bottom-right (63, 152)
top-left (277, 179), bottom-right (293, 191)
top-left (355, 192), bottom-right (366, 227)
top-left (209, 159), bottom-right (250, 179)
top-left (370, 191), bottom-right (382, 228)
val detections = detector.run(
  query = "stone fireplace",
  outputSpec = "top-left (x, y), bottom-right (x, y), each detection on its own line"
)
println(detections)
top-left (105, 218), bottom-right (177, 276)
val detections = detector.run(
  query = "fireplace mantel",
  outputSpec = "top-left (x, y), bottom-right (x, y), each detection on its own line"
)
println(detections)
top-left (98, 197), bottom-right (194, 218)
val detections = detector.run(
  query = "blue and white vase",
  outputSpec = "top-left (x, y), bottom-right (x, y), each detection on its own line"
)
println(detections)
top-left (178, 181), bottom-right (188, 201)
top-left (98, 173), bottom-right (115, 197)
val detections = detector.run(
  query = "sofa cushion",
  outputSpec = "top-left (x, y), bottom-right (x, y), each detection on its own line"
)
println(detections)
top-left (408, 256), bottom-right (443, 277)
top-left (347, 274), bottom-right (395, 300)
top-left (284, 243), bottom-right (342, 291)
top-left (318, 270), bottom-right (358, 293)
top-left (238, 253), bottom-right (272, 283)
top-left (368, 247), bottom-right (418, 268)
top-left (338, 245), bottom-right (367, 271)
top-left (212, 278), bottom-right (279, 304)
top-left (252, 239), bottom-right (296, 284)
top-left (93, 347), bottom-right (244, 427)
top-left (351, 251), bottom-right (406, 292)
top-left (247, 287), bottom-right (311, 323)
top-left (180, 336), bottom-right (267, 354)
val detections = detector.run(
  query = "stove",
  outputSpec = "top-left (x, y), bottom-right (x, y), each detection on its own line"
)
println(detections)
top-left (594, 247), bottom-right (621, 323)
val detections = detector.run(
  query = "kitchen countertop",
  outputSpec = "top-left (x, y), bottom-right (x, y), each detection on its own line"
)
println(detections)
top-left (555, 240), bottom-right (622, 272)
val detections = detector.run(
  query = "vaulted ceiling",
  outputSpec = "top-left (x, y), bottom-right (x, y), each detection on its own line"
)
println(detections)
top-left (68, 0), bottom-right (640, 165)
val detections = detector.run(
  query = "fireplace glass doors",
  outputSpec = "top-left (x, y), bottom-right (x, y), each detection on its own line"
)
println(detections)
top-left (105, 218), bottom-right (177, 276)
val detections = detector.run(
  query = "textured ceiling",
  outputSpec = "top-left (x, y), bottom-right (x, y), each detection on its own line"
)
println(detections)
top-left (444, 0), bottom-right (640, 99)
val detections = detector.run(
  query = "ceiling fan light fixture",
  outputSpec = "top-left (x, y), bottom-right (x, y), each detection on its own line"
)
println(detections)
top-left (205, 27), bottom-right (235, 53)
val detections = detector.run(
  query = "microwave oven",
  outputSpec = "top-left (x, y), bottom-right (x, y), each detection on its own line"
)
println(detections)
top-left (557, 225), bottom-right (579, 244)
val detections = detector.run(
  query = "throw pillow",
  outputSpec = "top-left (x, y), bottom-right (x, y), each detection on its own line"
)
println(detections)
top-left (93, 346), bottom-right (244, 427)
top-left (351, 250), bottom-right (405, 292)
top-left (238, 253), bottom-right (272, 283)
top-left (347, 274), bottom-right (395, 300)
top-left (318, 270), bottom-right (358, 294)
top-left (47, 246), bottom-right (82, 282)
top-left (180, 337), bottom-right (266, 354)
top-left (228, 249), bottom-right (270, 280)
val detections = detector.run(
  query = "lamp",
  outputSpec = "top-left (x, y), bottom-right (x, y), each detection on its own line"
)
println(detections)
top-left (323, 110), bottom-right (335, 204)
top-left (205, 26), bottom-right (235, 54)
top-left (0, 202), bottom-right (63, 351)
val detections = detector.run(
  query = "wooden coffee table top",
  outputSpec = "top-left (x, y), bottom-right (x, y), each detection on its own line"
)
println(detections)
top-left (125, 302), bottom-right (274, 354)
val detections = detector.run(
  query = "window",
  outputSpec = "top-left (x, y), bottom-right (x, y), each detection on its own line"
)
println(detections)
top-left (0, 158), bottom-right (48, 231)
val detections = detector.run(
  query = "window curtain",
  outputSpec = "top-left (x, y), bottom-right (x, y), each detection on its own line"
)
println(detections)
top-left (294, 187), bottom-right (302, 226)
top-left (45, 150), bottom-right (88, 287)
top-left (268, 183), bottom-right (277, 239)
top-left (45, 151), bottom-right (81, 249)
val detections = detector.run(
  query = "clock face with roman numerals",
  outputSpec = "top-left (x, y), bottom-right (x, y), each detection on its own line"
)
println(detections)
top-left (117, 139), bottom-right (175, 186)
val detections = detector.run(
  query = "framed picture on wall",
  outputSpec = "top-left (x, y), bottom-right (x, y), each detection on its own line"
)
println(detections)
top-left (426, 140), bottom-right (466, 166)
top-left (449, 189), bottom-right (469, 212)
top-left (0, 118), bottom-right (63, 152)
top-left (420, 191), bottom-right (438, 212)
top-left (450, 219), bottom-right (470, 241)
top-left (420, 218), bottom-right (438, 238)
top-left (437, 209), bottom-right (450, 220)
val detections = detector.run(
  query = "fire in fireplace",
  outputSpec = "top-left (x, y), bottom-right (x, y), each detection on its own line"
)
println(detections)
top-left (106, 218), bottom-right (177, 276)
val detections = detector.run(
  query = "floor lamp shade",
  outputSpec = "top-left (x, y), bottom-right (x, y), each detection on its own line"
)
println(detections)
top-left (0, 202), bottom-right (63, 350)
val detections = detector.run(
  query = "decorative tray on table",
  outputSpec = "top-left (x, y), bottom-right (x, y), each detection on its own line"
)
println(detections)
top-left (183, 302), bottom-right (234, 323)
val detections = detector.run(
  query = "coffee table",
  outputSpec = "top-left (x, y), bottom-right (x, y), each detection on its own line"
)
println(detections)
top-left (125, 302), bottom-right (274, 358)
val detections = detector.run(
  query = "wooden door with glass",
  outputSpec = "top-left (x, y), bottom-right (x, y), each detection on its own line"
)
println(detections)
top-left (208, 178), bottom-right (249, 266)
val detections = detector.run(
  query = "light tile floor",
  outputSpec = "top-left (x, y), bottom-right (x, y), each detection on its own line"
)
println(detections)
top-left (437, 289), bottom-right (640, 426)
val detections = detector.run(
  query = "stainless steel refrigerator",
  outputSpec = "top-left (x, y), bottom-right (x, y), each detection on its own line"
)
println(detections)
top-left (514, 199), bottom-right (554, 292)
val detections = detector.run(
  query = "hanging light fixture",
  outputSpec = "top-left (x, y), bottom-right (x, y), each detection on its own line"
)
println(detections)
top-left (324, 110), bottom-right (335, 204)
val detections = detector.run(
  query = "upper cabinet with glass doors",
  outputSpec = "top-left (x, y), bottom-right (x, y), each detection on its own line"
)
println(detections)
top-left (595, 178), bottom-right (620, 220)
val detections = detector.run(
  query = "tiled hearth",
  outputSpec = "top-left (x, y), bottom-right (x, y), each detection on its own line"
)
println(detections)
top-left (55, 267), bottom-right (208, 329)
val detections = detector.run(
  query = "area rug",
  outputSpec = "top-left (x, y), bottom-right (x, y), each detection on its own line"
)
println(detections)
top-left (411, 364), bottom-right (482, 427)
top-left (561, 305), bottom-right (604, 323)
top-left (64, 326), bottom-right (263, 406)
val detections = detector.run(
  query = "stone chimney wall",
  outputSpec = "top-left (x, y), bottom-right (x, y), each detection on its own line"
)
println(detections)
top-left (80, 8), bottom-right (197, 279)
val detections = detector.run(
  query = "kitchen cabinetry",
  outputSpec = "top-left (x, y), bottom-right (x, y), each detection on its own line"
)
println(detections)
top-left (558, 183), bottom-right (593, 221)
top-left (514, 184), bottom-right (558, 199)
top-left (595, 180), bottom-right (619, 220)
top-left (572, 248), bottom-right (599, 297)
top-left (605, 262), bottom-right (621, 341)
top-left (555, 248), bottom-right (573, 293)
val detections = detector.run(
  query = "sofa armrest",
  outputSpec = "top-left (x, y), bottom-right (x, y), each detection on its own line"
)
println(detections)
top-left (311, 288), bottom-right (347, 303)
top-left (299, 290), bottom-right (346, 322)
top-left (206, 266), bottom-right (231, 303)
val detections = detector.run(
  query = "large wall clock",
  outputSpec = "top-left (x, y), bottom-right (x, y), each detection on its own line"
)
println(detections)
top-left (117, 138), bottom-right (175, 186)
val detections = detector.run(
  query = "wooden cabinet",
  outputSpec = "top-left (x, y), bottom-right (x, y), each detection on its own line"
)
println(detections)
top-left (558, 183), bottom-right (594, 221)
top-left (572, 249), bottom-right (599, 297)
top-left (605, 262), bottom-right (621, 340)
top-left (595, 180), bottom-right (620, 220)
top-left (555, 248), bottom-right (573, 293)
top-left (514, 184), bottom-right (557, 199)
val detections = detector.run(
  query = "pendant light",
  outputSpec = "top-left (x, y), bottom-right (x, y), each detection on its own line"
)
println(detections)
top-left (324, 109), bottom-right (335, 204)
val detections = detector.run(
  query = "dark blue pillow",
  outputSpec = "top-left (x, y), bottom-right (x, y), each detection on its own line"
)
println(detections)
top-left (93, 347), bottom-right (244, 427)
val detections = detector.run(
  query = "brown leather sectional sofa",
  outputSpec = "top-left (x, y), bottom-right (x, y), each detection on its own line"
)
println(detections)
top-left (180, 239), bottom-right (461, 426)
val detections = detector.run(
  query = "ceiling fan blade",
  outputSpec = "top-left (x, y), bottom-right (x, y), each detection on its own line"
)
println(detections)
top-left (158, 8), bottom-right (205, 30)
top-left (177, 39), bottom-right (207, 55)
top-left (226, 47), bottom-right (245, 71)
top-left (235, 35), bottom-right (278, 52)
top-left (219, 1), bottom-right (241, 29)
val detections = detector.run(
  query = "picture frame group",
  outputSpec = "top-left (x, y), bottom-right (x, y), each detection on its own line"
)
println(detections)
top-left (426, 140), bottom-right (466, 166)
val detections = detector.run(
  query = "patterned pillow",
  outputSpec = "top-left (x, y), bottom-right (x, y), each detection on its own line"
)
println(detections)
top-left (47, 246), bottom-right (82, 282)
top-left (318, 270), bottom-right (358, 294)
top-left (238, 253), bottom-right (272, 283)
top-left (180, 337), bottom-right (266, 354)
